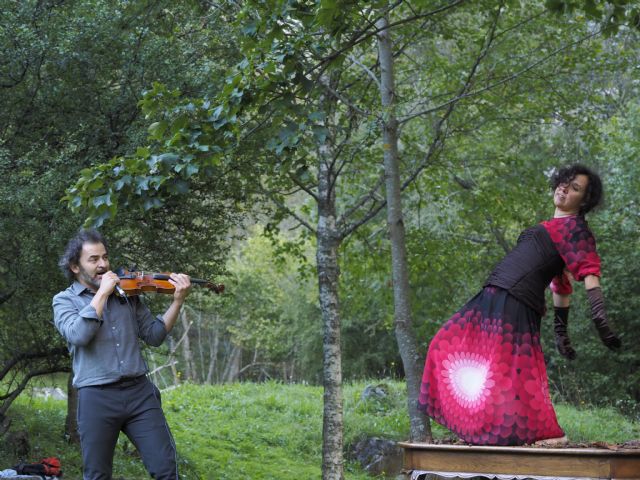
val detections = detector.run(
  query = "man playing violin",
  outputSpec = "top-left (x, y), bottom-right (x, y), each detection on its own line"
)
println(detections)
top-left (53, 229), bottom-right (191, 480)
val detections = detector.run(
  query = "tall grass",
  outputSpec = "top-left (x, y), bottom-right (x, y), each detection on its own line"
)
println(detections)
top-left (1, 381), bottom-right (638, 479)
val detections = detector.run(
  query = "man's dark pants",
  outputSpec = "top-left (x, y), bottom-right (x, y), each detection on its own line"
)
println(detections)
top-left (77, 376), bottom-right (178, 480)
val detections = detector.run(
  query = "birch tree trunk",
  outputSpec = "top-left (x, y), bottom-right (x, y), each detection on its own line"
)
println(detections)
top-left (317, 143), bottom-right (344, 480)
top-left (196, 310), bottom-right (206, 383)
top-left (222, 344), bottom-right (242, 383)
top-left (377, 12), bottom-right (431, 442)
top-left (179, 309), bottom-right (196, 382)
top-left (168, 337), bottom-right (181, 385)
top-left (206, 326), bottom-right (219, 384)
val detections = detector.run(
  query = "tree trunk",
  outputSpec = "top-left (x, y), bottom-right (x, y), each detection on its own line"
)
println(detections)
top-left (65, 372), bottom-right (80, 443)
top-left (377, 12), bottom-right (431, 442)
top-left (196, 310), bottom-right (206, 383)
top-left (168, 337), bottom-right (181, 385)
top-left (317, 140), bottom-right (344, 480)
top-left (179, 309), bottom-right (197, 382)
top-left (222, 344), bottom-right (242, 383)
top-left (206, 326), bottom-right (219, 384)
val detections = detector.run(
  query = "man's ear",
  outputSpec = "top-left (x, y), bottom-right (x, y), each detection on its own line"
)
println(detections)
top-left (70, 264), bottom-right (80, 274)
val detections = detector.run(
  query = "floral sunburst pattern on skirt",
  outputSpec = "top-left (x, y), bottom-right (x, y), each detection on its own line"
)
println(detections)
top-left (419, 287), bottom-right (564, 445)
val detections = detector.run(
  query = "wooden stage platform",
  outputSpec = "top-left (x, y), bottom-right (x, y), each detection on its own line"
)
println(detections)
top-left (399, 442), bottom-right (640, 479)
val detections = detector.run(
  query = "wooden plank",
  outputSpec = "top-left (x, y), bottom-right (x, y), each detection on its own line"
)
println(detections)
top-left (610, 457), bottom-right (640, 479)
top-left (399, 442), bottom-right (640, 480)
top-left (404, 449), bottom-right (609, 477)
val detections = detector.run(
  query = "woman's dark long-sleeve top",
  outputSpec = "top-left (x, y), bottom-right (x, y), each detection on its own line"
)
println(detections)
top-left (484, 215), bottom-right (601, 315)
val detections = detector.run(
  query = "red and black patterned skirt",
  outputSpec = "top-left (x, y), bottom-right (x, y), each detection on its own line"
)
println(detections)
top-left (418, 286), bottom-right (564, 445)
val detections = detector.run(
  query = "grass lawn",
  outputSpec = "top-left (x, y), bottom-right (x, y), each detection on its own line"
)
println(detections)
top-left (0, 380), bottom-right (638, 479)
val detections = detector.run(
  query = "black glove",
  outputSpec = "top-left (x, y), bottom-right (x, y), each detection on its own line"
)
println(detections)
top-left (553, 306), bottom-right (576, 360)
top-left (586, 287), bottom-right (622, 350)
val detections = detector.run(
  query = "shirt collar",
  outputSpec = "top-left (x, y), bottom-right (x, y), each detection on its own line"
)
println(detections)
top-left (71, 281), bottom-right (93, 296)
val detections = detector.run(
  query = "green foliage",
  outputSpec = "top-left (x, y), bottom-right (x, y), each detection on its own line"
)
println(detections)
top-left (545, 0), bottom-right (640, 34)
top-left (214, 228), bottom-right (323, 381)
top-left (339, 233), bottom-right (406, 378)
top-left (0, 0), bottom-right (244, 416)
top-left (2, 382), bottom-right (638, 478)
top-left (3, 0), bottom-right (640, 444)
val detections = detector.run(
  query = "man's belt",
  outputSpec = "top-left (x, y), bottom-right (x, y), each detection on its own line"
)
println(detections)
top-left (99, 374), bottom-right (147, 389)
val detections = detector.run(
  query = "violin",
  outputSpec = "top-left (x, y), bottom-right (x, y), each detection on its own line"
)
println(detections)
top-left (115, 269), bottom-right (224, 296)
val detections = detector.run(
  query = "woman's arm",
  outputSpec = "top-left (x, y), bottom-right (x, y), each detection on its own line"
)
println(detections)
top-left (583, 274), bottom-right (622, 350)
top-left (552, 292), bottom-right (575, 360)
top-left (584, 274), bottom-right (600, 290)
top-left (553, 292), bottom-right (571, 308)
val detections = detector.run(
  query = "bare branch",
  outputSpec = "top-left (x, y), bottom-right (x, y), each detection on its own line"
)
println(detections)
top-left (0, 62), bottom-right (29, 89)
top-left (287, 172), bottom-right (319, 200)
top-left (486, 215), bottom-right (513, 254)
top-left (339, 196), bottom-right (388, 240)
top-left (0, 367), bottom-right (69, 417)
top-left (149, 360), bottom-right (179, 376)
top-left (338, 1), bottom-right (490, 239)
top-left (337, 173), bottom-right (386, 234)
top-left (0, 288), bottom-right (16, 306)
top-left (0, 348), bottom-right (68, 380)
top-left (347, 54), bottom-right (381, 90)
top-left (237, 361), bottom-right (274, 376)
top-left (169, 320), bottom-right (193, 354)
top-left (264, 190), bottom-right (317, 234)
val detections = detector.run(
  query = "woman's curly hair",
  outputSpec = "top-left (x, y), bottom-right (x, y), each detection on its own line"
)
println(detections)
top-left (550, 164), bottom-right (603, 215)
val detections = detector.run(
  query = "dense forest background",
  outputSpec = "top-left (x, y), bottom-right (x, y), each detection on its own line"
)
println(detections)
top-left (1, 0), bottom-right (639, 477)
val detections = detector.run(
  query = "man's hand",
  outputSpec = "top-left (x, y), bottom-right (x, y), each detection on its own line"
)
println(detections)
top-left (169, 273), bottom-right (191, 304)
top-left (97, 271), bottom-right (120, 296)
top-left (161, 273), bottom-right (192, 333)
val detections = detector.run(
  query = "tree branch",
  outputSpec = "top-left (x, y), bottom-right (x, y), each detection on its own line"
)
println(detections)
top-left (287, 172), bottom-right (319, 201)
top-left (319, 75), bottom-right (372, 116)
top-left (337, 1), bottom-right (494, 239)
top-left (0, 366), bottom-right (70, 417)
top-left (339, 196), bottom-right (388, 240)
top-left (346, 53), bottom-right (381, 90)
top-left (337, 173), bottom-right (386, 236)
top-left (263, 190), bottom-right (317, 235)
top-left (310, 0), bottom-right (467, 76)
top-left (0, 348), bottom-right (68, 381)
top-left (399, 27), bottom-right (603, 125)
top-left (401, 1), bottom-right (504, 190)
top-left (0, 288), bottom-right (16, 306)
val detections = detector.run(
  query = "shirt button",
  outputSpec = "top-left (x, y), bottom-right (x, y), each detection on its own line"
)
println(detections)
top-left (112, 327), bottom-right (116, 330)
top-left (116, 343), bottom-right (120, 347)
top-left (120, 361), bottom-right (124, 364)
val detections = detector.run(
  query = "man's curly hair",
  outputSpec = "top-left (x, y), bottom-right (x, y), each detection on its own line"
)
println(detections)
top-left (58, 229), bottom-right (107, 281)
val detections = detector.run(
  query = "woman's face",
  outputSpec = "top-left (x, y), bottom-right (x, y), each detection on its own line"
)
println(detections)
top-left (553, 173), bottom-right (589, 215)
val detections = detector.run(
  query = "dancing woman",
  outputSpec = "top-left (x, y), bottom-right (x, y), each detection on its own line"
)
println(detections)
top-left (418, 164), bottom-right (621, 446)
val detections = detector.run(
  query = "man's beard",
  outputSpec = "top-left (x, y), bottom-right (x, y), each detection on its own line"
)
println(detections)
top-left (77, 266), bottom-right (103, 291)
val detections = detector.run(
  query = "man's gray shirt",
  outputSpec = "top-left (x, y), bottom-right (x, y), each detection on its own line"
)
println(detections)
top-left (53, 281), bottom-right (168, 388)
